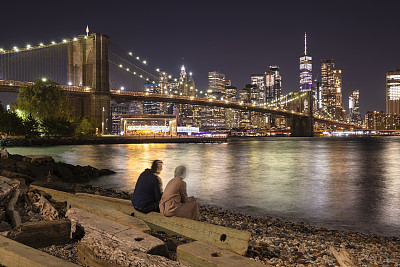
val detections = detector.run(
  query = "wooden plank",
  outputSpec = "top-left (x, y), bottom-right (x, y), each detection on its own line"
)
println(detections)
top-left (65, 208), bottom-right (169, 257)
top-left (177, 241), bottom-right (265, 267)
top-left (7, 220), bottom-right (71, 248)
top-left (0, 235), bottom-right (78, 267)
top-left (75, 193), bottom-right (251, 255)
top-left (29, 185), bottom-right (75, 202)
top-left (66, 197), bottom-right (150, 232)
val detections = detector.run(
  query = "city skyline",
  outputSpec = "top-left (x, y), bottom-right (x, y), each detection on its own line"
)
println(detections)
top-left (1, 1), bottom-right (400, 115)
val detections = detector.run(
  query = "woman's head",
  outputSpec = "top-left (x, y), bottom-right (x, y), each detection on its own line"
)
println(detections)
top-left (174, 166), bottom-right (187, 179)
top-left (151, 160), bottom-right (163, 173)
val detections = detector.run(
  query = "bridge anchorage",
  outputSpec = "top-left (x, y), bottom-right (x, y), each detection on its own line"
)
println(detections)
top-left (0, 32), bottom-right (360, 136)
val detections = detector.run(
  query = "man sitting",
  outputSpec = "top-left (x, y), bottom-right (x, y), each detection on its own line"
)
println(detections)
top-left (131, 160), bottom-right (163, 213)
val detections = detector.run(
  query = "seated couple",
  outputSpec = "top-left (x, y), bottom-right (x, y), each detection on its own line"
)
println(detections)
top-left (131, 160), bottom-right (200, 221)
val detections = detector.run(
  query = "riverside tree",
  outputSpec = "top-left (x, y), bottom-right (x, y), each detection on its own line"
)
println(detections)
top-left (15, 79), bottom-right (73, 120)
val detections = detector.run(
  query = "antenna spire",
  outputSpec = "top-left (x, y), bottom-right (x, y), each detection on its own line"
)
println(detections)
top-left (304, 32), bottom-right (307, 54)
top-left (86, 25), bottom-right (90, 37)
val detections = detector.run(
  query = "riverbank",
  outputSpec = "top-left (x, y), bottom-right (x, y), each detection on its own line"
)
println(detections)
top-left (32, 183), bottom-right (400, 266)
top-left (0, 135), bottom-right (227, 147)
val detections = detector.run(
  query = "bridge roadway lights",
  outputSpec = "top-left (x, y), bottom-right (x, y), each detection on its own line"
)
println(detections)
top-left (290, 117), bottom-right (315, 137)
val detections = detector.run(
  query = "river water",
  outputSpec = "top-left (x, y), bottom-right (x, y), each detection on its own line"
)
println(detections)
top-left (7, 136), bottom-right (400, 237)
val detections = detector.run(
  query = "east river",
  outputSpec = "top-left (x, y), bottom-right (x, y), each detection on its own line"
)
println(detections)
top-left (7, 136), bottom-right (400, 237)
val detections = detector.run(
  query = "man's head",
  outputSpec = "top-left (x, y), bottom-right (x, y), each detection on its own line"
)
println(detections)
top-left (151, 160), bottom-right (163, 174)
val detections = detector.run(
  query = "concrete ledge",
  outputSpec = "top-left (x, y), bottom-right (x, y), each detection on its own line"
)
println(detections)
top-left (75, 193), bottom-right (251, 255)
top-left (0, 235), bottom-right (78, 267)
top-left (66, 197), bottom-right (150, 232)
top-left (177, 241), bottom-right (265, 267)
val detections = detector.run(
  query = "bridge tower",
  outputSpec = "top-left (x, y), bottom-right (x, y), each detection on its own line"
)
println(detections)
top-left (290, 90), bottom-right (315, 137)
top-left (67, 33), bottom-right (111, 134)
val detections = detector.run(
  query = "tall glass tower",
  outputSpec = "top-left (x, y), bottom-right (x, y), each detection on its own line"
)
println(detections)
top-left (299, 32), bottom-right (312, 91)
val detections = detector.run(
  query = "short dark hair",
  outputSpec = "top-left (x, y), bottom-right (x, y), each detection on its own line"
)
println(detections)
top-left (151, 160), bottom-right (163, 171)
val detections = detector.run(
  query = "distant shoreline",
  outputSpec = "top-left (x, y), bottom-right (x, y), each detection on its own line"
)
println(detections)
top-left (0, 135), bottom-right (227, 147)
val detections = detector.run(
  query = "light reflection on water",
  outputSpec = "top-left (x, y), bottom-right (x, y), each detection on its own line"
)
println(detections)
top-left (7, 136), bottom-right (400, 237)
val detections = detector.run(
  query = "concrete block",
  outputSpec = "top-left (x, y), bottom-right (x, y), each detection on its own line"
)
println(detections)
top-left (76, 193), bottom-right (251, 255)
top-left (0, 235), bottom-right (78, 267)
top-left (177, 241), bottom-right (265, 267)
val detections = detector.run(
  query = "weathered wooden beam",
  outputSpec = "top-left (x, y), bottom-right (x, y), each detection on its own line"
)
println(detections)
top-left (66, 197), bottom-right (150, 232)
top-left (6, 188), bottom-right (21, 228)
top-left (177, 241), bottom-right (265, 267)
top-left (66, 208), bottom-right (169, 257)
top-left (329, 246), bottom-right (359, 267)
top-left (75, 193), bottom-right (251, 255)
top-left (0, 235), bottom-right (78, 267)
top-left (7, 220), bottom-right (71, 248)
top-left (29, 184), bottom-right (74, 202)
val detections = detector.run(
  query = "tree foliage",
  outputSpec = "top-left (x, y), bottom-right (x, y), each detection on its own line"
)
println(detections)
top-left (75, 117), bottom-right (99, 136)
top-left (15, 79), bottom-right (73, 120)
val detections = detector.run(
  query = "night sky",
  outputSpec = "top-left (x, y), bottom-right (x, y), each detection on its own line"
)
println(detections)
top-left (1, 0), bottom-right (400, 114)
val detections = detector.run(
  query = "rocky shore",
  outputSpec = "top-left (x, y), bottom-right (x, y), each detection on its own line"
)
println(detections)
top-left (22, 183), bottom-right (400, 267)
top-left (1, 153), bottom-right (399, 266)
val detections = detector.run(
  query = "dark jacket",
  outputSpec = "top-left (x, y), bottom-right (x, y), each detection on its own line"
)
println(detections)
top-left (131, 169), bottom-right (162, 208)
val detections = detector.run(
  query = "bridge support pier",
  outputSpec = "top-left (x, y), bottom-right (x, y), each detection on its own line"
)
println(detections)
top-left (290, 117), bottom-right (314, 137)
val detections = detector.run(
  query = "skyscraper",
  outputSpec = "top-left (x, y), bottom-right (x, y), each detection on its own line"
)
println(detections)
top-left (143, 84), bottom-right (161, 114)
top-left (386, 69), bottom-right (400, 114)
top-left (207, 71), bottom-right (226, 99)
top-left (321, 59), bottom-right (344, 119)
top-left (299, 32), bottom-right (312, 91)
top-left (201, 71), bottom-right (226, 130)
top-left (250, 74), bottom-right (266, 105)
top-left (349, 90), bottom-right (363, 125)
top-left (265, 65), bottom-right (282, 106)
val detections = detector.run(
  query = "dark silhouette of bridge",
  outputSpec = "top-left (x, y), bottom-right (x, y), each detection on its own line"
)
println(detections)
top-left (0, 33), bottom-right (360, 136)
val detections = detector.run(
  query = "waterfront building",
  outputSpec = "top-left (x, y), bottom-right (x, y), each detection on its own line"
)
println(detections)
top-left (265, 65), bottom-right (282, 106)
top-left (120, 114), bottom-right (177, 136)
top-left (238, 85), bottom-right (252, 128)
top-left (349, 90), bottom-right (363, 125)
top-left (111, 101), bottom-right (143, 135)
top-left (250, 74), bottom-right (266, 105)
top-left (299, 32), bottom-right (312, 91)
top-left (386, 69), bottom-right (400, 114)
top-left (321, 59), bottom-right (345, 120)
top-left (365, 111), bottom-right (400, 130)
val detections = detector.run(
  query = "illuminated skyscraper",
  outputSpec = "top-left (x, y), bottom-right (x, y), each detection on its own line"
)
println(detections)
top-left (207, 71), bottom-right (226, 99)
top-left (299, 32), bottom-right (312, 91)
top-left (321, 59), bottom-right (344, 119)
top-left (349, 90), bottom-right (363, 125)
top-left (265, 65), bottom-right (282, 106)
top-left (143, 84), bottom-right (161, 114)
top-left (250, 74), bottom-right (266, 105)
top-left (386, 69), bottom-right (400, 114)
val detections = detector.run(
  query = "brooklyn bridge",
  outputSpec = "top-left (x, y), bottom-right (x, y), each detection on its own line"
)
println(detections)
top-left (0, 33), bottom-right (360, 137)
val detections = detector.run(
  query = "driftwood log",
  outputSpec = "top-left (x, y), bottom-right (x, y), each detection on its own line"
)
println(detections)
top-left (7, 219), bottom-right (71, 248)
top-left (6, 188), bottom-right (21, 228)
top-left (329, 246), bottom-right (359, 267)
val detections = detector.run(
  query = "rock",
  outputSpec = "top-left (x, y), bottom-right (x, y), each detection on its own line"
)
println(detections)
top-left (0, 148), bottom-right (9, 159)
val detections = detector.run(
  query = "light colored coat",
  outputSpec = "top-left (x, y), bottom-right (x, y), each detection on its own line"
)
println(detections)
top-left (159, 177), bottom-right (200, 220)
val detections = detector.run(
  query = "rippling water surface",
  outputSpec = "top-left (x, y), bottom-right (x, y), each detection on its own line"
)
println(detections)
top-left (8, 136), bottom-right (400, 237)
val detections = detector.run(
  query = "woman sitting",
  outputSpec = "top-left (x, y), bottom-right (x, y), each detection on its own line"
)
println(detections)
top-left (159, 166), bottom-right (200, 220)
